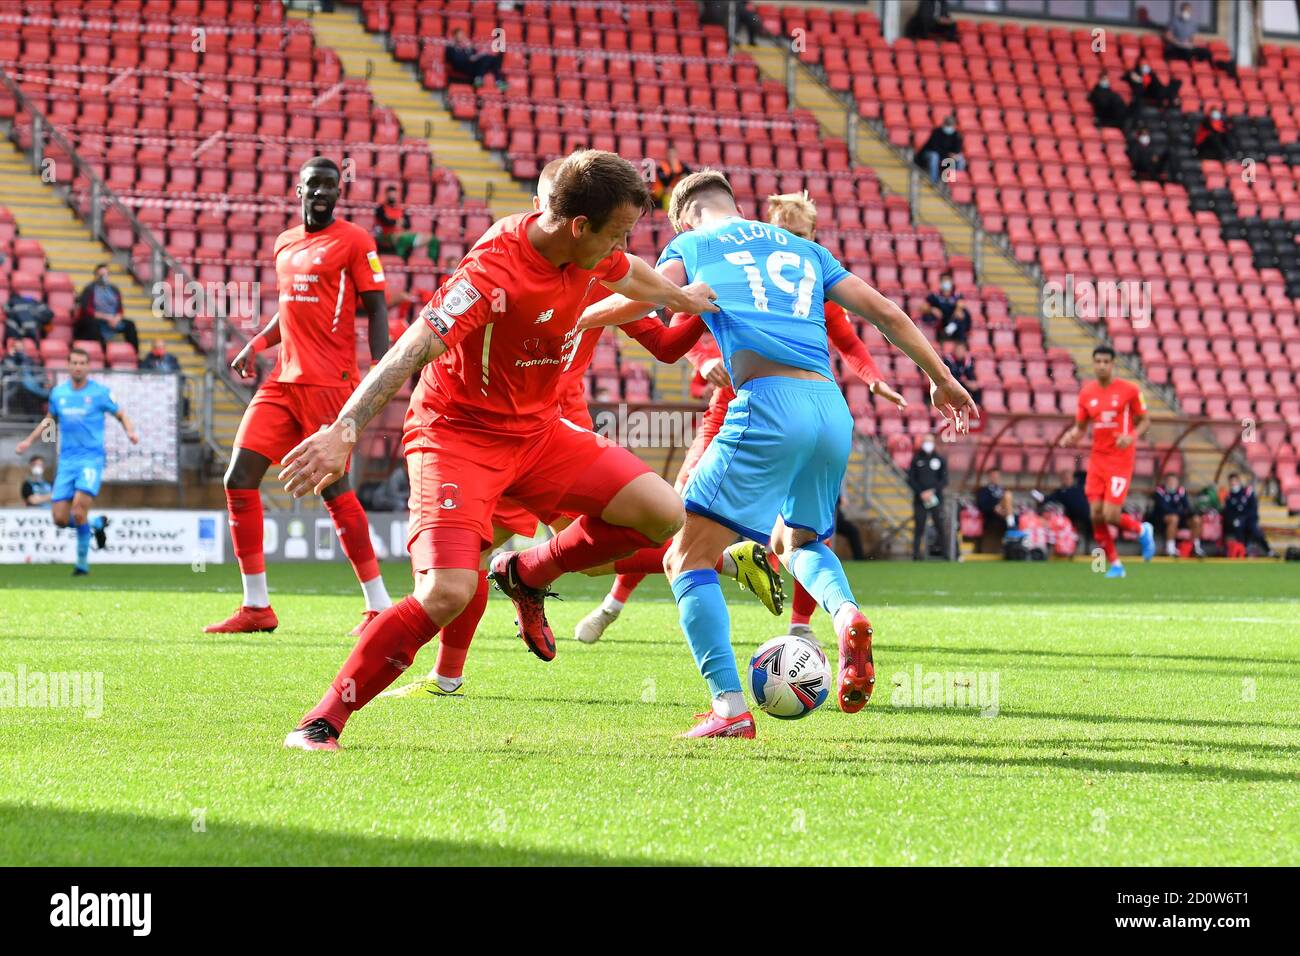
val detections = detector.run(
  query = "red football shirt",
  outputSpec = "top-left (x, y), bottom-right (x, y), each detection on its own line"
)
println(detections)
top-left (1076, 377), bottom-right (1146, 461)
top-left (272, 218), bottom-right (385, 386)
top-left (409, 212), bottom-right (630, 436)
top-left (556, 284), bottom-right (615, 422)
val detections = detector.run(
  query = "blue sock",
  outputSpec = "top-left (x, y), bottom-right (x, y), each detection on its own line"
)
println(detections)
top-left (74, 521), bottom-right (91, 570)
top-left (786, 541), bottom-right (856, 616)
top-left (671, 568), bottom-right (739, 697)
top-left (91, 515), bottom-right (106, 531)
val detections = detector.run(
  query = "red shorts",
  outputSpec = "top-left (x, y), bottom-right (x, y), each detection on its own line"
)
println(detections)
top-left (490, 406), bottom-right (594, 538)
top-left (234, 378), bottom-right (354, 465)
top-left (406, 415), bottom-right (651, 571)
top-left (1086, 456), bottom-right (1135, 506)
top-left (561, 403), bottom-right (595, 432)
top-left (674, 401), bottom-right (727, 491)
top-left (492, 497), bottom-right (540, 538)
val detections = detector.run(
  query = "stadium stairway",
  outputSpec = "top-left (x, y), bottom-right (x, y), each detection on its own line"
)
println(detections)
top-left (0, 137), bottom-right (247, 474)
top-left (742, 42), bottom-right (1261, 532)
top-left (293, 8), bottom-right (532, 218)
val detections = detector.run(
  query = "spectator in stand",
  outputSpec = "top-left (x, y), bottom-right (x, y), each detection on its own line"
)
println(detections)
top-left (1126, 57), bottom-right (1181, 111)
top-left (373, 185), bottom-right (440, 263)
top-left (916, 115), bottom-right (966, 185)
top-left (942, 338), bottom-right (980, 405)
top-left (1164, 2), bottom-right (1236, 74)
top-left (5, 290), bottom-right (53, 344)
top-left (75, 263), bottom-right (138, 353)
top-left (140, 338), bottom-right (192, 419)
top-left (1164, 3), bottom-right (1207, 60)
top-left (445, 28), bottom-right (504, 89)
top-left (1038, 467), bottom-right (1091, 545)
top-left (908, 433), bottom-right (949, 561)
top-left (1127, 126), bottom-right (1169, 182)
top-left (906, 0), bottom-right (958, 42)
top-left (1194, 107), bottom-right (1233, 161)
top-left (1222, 472), bottom-right (1272, 556)
top-left (1, 335), bottom-right (48, 415)
top-left (140, 338), bottom-right (180, 374)
top-left (1151, 472), bottom-right (1204, 557)
top-left (1088, 74), bottom-right (1129, 130)
top-left (976, 467), bottom-right (1016, 541)
top-left (21, 454), bottom-right (52, 508)
top-left (925, 272), bottom-right (972, 345)
top-left (652, 146), bottom-right (692, 209)
top-left (700, 0), bottom-right (760, 45)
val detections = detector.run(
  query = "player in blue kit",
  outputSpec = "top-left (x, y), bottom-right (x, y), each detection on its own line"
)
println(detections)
top-left (583, 169), bottom-right (978, 737)
top-left (16, 347), bottom-right (138, 575)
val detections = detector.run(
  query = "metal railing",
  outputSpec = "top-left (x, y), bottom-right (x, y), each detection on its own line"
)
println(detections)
top-left (0, 69), bottom-right (251, 465)
top-left (0, 367), bottom-right (53, 422)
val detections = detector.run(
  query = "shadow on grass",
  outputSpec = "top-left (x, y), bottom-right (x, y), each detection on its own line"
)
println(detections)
top-left (863, 704), bottom-right (1300, 734)
top-left (882, 642), bottom-right (1298, 669)
top-left (0, 803), bottom-right (682, 866)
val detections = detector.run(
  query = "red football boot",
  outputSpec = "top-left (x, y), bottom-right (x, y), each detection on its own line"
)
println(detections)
top-left (677, 710), bottom-right (757, 739)
top-left (349, 609), bottom-right (380, 637)
top-left (488, 551), bottom-right (558, 662)
top-left (203, 605), bottom-right (279, 634)
top-left (835, 608), bottom-right (875, 714)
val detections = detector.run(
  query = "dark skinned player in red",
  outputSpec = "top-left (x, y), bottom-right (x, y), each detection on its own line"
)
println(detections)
top-left (205, 157), bottom-right (393, 637)
top-left (1060, 344), bottom-right (1156, 578)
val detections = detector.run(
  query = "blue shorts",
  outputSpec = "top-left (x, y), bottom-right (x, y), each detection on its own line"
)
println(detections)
top-left (683, 376), bottom-right (852, 543)
top-left (52, 458), bottom-right (104, 501)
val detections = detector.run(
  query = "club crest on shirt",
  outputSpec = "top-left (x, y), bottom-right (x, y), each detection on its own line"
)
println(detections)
top-left (439, 483), bottom-right (460, 510)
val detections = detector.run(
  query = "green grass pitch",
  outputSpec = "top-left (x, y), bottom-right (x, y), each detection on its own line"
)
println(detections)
top-left (1, 559), bottom-right (1296, 866)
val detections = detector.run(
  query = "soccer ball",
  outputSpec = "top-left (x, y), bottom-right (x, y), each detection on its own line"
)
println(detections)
top-left (748, 634), bottom-right (831, 719)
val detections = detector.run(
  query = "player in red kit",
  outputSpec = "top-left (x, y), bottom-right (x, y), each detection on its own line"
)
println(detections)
top-left (205, 157), bottom-right (393, 635)
top-left (381, 158), bottom-right (730, 700)
top-left (276, 151), bottom-right (718, 750)
top-left (573, 190), bottom-right (908, 644)
top-left (1061, 344), bottom-right (1156, 577)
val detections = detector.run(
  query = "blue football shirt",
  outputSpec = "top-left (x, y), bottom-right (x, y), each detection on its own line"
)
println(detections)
top-left (50, 379), bottom-right (118, 463)
top-left (658, 216), bottom-right (850, 380)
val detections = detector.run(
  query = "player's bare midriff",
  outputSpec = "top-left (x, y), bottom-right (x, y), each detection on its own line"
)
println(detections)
top-left (730, 349), bottom-right (833, 388)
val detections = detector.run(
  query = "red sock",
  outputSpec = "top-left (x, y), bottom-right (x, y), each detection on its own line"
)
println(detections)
top-left (613, 540), bottom-right (670, 575)
top-left (303, 595), bottom-right (438, 732)
top-left (1092, 519), bottom-right (1117, 564)
top-left (324, 490), bottom-right (380, 583)
top-left (791, 579), bottom-right (818, 626)
top-left (515, 515), bottom-right (657, 589)
top-left (610, 573), bottom-right (645, 603)
top-left (1118, 513), bottom-right (1141, 536)
top-left (436, 570), bottom-right (487, 680)
top-left (225, 488), bottom-right (265, 575)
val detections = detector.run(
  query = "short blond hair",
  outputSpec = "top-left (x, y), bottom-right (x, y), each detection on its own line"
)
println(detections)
top-left (666, 167), bottom-right (734, 232)
top-left (765, 190), bottom-right (817, 229)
